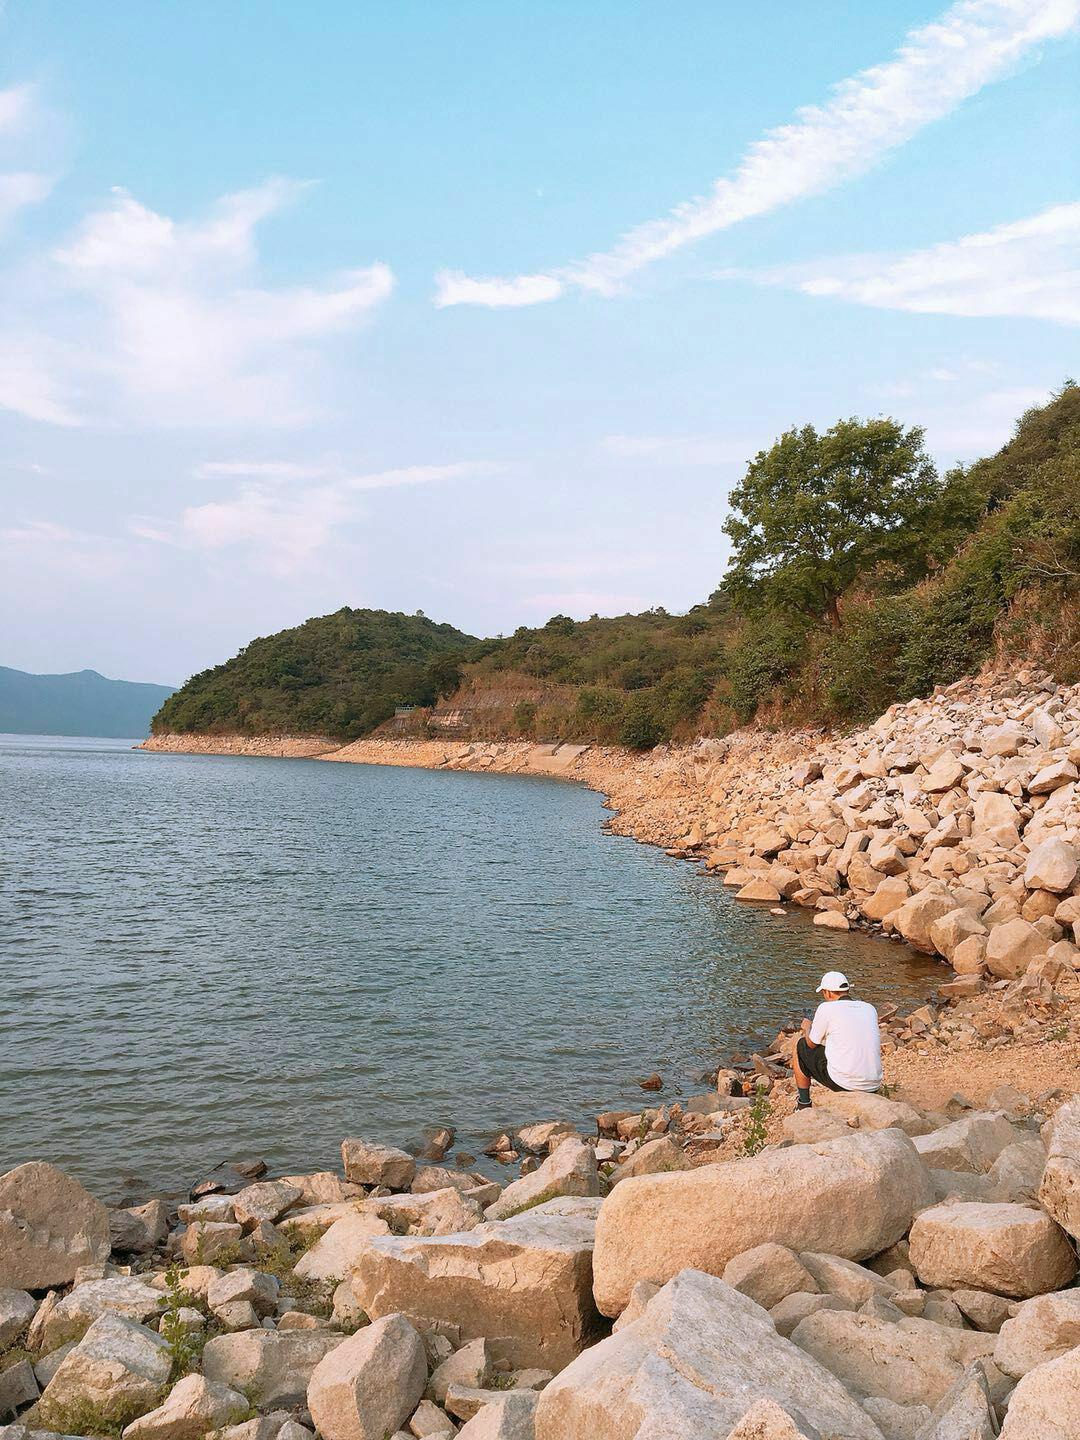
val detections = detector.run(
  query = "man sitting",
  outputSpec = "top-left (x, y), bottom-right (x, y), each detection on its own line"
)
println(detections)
top-left (793, 970), bottom-right (882, 1108)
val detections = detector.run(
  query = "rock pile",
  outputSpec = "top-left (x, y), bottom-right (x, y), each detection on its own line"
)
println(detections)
top-left (4, 1085), bottom-right (1080, 1437)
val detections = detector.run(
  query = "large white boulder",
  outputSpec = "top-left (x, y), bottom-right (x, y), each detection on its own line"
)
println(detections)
top-left (306, 1314), bottom-right (427, 1440)
top-left (917, 1362), bottom-right (997, 1440)
top-left (348, 1197), bottom-right (602, 1370)
top-left (484, 1140), bottom-right (599, 1221)
top-left (1024, 838), bottom-right (1079, 894)
top-left (912, 1113), bottom-right (1018, 1174)
top-left (999, 1346), bottom-right (1080, 1437)
top-left (533, 1269), bottom-right (882, 1440)
top-left (121, 1374), bottom-right (251, 1440)
top-left (993, 1290), bottom-right (1080, 1378)
top-left (1038, 1096), bottom-right (1080, 1240)
top-left (38, 1314), bottom-right (172, 1430)
top-left (591, 1130), bottom-right (935, 1317)
top-left (0, 1290), bottom-right (37, 1350)
top-left (908, 1202), bottom-right (1077, 1299)
top-left (790, 1309), bottom-right (978, 1409)
top-left (984, 920), bottom-right (1050, 979)
top-left (0, 1163), bottom-right (111, 1289)
top-left (810, 1091), bottom-right (930, 1137)
top-left (341, 1139), bottom-right (416, 1190)
top-left (456, 1390), bottom-right (538, 1439)
top-left (42, 1276), bottom-right (165, 1350)
top-left (201, 1329), bottom-right (344, 1407)
top-left (292, 1212), bottom-right (391, 1281)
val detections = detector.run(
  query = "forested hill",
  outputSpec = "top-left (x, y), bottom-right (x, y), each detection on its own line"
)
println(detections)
top-left (152, 609), bottom-right (476, 739)
top-left (0, 667), bottom-right (175, 738)
top-left (154, 387), bottom-right (1080, 746)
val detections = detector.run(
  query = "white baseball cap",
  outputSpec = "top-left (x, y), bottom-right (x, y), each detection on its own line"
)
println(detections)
top-left (816, 971), bottom-right (851, 993)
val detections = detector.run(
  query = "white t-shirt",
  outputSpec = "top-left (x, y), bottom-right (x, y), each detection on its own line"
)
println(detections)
top-left (809, 998), bottom-right (882, 1092)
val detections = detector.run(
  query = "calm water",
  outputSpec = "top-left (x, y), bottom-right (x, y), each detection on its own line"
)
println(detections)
top-left (0, 734), bottom-right (939, 1198)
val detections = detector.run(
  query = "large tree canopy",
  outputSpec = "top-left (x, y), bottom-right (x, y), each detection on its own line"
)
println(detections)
top-left (721, 417), bottom-right (948, 626)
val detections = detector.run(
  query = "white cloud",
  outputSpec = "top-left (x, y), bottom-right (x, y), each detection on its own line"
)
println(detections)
top-left (734, 202), bottom-right (1080, 325)
top-left (193, 459), bottom-right (332, 482)
top-left (0, 178), bottom-right (395, 428)
top-left (433, 270), bottom-right (564, 309)
top-left (435, 0), bottom-right (1080, 307)
top-left (0, 86), bottom-right (54, 231)
top-left (134, 460), bottom-right (499, 574)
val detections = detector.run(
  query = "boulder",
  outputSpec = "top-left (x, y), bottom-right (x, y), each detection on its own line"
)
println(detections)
top-left (533, 1269), bottom-right (881, 1439)
top-left (1028, 759), bottom-right (1078, 794)
top-left (972, 790), bottom-right (1021, 840)
top-left (769, 1292), bottom-right (849, 1339)
top-left (349, 1197), bottom-right (602, 1370)
top-left (341, 1140), bottom-right (416, 1190)
top-left (179, 1221), bottom-right (244, 1265)
top-left (987, 1139), bottom-right (1046, 1204)
top-left (912, 1113), bottom-right (1018, 1174)
top-left (306, 1315), bottom-right (427, 1440)
top-left (121, 1375), bottom-right (251, 1440)
top-left (917, 1362), bottom-right (997, 1440)
top-left (0, 1357), bottom-right (39, 1417)
top-left (1024, 837), bottom-right (1079, 894)
top-left (610, 1136), bottom-right (689, 1183)
top-left (735, 879), bottom-right (782, 903)
top-left (484, 1140), bottom-right (599, 1220)
top-left (1038, 1095), bottom-right (1080, 1240)
top-left (0, 1163), bottom-right (111, 1289)
top-left (206, 1269), bottom-right (279, 1321)
top-left (38, 1315), bottom-right (171, 1429)
top-left (894, 892), bottom-right (958, 953)
top-left (983, 919), bottom-right (1050, 979)
top-left (292, 1213), bottom-right (391, 1281)
top-left (950, 1289), bottom-right (1013, 1333)
top-left (798, 1253), bottom-right (896, 1307)
top-left (232, 1182), bottom-right (302, 1231)
top-left (361, 1188), bottom-right (484, 1237)
top-left (929, 909), bottom-right (987, 963)
top-left (812, 1090), bottom-right (930, 1137)
top-left (993, 1290), bottom-right (1080, 1378)
top-left (998, 1346), bottom-right (1080, 1437)
top-left (862, 877), bottom-right (911, 922)
top-left (591, 1130), bottom-right (935, 1317)
top-left (908, 1202), bottom-right (1077, 1299)
top-left (790, 1309), bottom-right (978, 1408)
top-left (42, 1276), bottom-right (165, 1350)
top-left (111, 1200), bottom-right (170, 1255)
top-left (781, 1110), bottom-right (849, 1144)
top-left (720, 1245), bottom-right (818, 1311)
top-left (201, 1330), bottom-right (344, 1408)
top-left (0, 1290), bottom-right (37, 1350)
top-left (427, 1337), bottom-right (489, 1404)
top-left (456, 1391), bottom-right (538, 1439)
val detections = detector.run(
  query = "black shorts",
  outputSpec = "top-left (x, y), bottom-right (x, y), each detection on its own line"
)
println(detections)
top-left (796, 1036), bottom-right (843, 1091)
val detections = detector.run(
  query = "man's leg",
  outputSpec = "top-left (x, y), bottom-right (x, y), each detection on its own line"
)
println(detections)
top-left (793, 1035), bottom-right (813, 1108)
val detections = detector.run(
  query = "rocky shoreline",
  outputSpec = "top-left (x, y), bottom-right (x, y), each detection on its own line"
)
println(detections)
top-left (8, 670), bottom-right (1061, 1434)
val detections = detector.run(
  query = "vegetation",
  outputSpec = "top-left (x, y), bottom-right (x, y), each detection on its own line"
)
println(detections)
top-left (741, 1083), bottom-right (773, 1157)
top-left (153, 608), bottom-right (475, 740)
top-left (153, 387), bottom-right (1080, 747)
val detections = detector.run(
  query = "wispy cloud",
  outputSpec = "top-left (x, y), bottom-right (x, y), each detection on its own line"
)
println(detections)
top-left (434, 0), bottom-right (1080, 308)
top-left (0, 85), bottom-right (54, 231)
top-left (727, 202), bottom-right (1080, 325)
top-left (134, 460), bottom-right (499, 574)
top-left (0, 178), bottom-right (395, 428)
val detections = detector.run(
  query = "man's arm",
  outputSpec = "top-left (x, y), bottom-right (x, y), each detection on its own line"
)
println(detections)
top-left (807, 1004), bottom-right (828, 1047)
top-left (800, 1016), bottom-right (817, 1048)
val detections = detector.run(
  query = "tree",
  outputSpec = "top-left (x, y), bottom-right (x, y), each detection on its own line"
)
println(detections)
top-left (721, 417), bottom-right (944, 627)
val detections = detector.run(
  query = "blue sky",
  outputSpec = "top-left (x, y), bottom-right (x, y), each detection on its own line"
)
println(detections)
top-left (0, 0), bottom-right (1077, 684)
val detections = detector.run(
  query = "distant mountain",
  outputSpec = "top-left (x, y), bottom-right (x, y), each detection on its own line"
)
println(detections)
top-left (0, 667), bottom-right (176, 738)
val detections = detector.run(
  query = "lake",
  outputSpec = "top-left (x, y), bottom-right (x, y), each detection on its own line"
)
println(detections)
top-left (0, 734), bottom-right (939, 1197)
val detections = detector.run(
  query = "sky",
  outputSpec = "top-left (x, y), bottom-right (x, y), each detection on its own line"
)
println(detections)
top-left (0, 0), bottom-right (1077, 685)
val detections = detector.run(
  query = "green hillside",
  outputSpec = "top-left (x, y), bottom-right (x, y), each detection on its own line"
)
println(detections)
top-left (152, 609), bottom-right (476, 739)
top-left (155, 386), bottom-right (1080, 746)
top-left (0, 667), bottom-right (175, 738)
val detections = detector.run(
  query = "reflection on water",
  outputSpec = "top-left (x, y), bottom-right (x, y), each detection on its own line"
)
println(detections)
top-left (0, 733), bottom-right (940, 1194)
